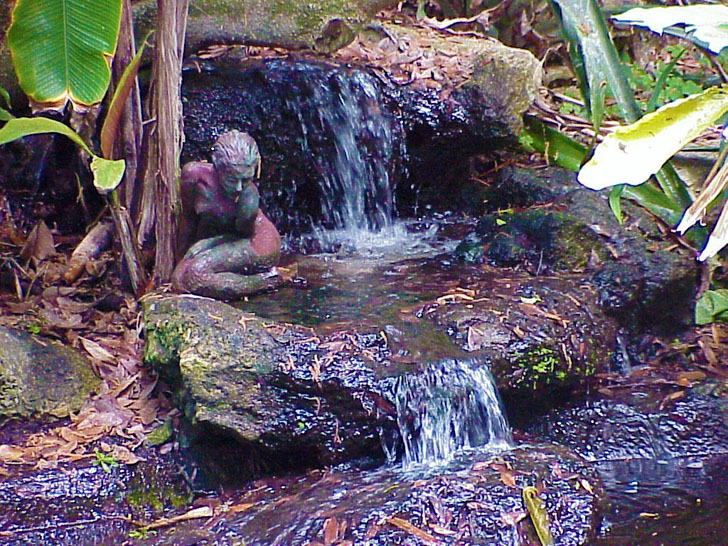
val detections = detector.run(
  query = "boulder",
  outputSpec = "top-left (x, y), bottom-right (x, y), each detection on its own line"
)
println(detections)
top-left (454, 166), bottom-right (698, 333)
top-left (144, 444), bottom-right (602, 546)
top-left (417, 274), bottom-right (618, 425)
top-left (142, 295), bottom-right (398, 482)
top-left (134, 0), bottom-right (400, 54)
top-left (0, 326), bottom-right (101, 419)
top-left (0, 447), bottom-right (191, 546)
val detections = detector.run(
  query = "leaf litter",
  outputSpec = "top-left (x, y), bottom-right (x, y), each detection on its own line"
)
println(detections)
top-left (0, 232), bottom-right (172, 471)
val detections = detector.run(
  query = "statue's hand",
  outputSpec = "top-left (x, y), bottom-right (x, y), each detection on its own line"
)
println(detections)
top-left (234, 183), bottom-right (260, 234)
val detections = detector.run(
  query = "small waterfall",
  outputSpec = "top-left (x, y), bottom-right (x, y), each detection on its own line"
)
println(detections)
top-left (285, 65), bottom-right (402, 250)
top-left (393, 359), bottom-right (512, 469)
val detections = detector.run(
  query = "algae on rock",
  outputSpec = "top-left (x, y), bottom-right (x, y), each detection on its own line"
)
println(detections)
top-left (0, 326), bottom-right (101, 419)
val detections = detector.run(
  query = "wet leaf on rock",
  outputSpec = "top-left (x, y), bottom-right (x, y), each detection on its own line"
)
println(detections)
top-left (523, 486), bottom-right (554, 546)
top-left (386, 517), bottom-right (440, 544)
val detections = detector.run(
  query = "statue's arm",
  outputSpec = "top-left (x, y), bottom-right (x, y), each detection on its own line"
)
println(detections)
top-left (177, 162), bottom-right (217, 260)
top-left (235, 183), bottom-right (261, 235)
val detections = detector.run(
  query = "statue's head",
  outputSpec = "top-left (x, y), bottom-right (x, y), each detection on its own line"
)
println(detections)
top-left (211, 130), bottom-right (261, 197)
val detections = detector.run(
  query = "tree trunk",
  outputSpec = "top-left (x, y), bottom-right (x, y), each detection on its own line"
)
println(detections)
top-left (112, 0), bottom-right (144, 213)
top-left (138, 0), bottom-right (189, 285)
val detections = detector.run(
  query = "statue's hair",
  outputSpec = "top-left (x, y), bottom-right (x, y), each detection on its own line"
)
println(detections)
top-left (211, 130), bottom-right (259, 169)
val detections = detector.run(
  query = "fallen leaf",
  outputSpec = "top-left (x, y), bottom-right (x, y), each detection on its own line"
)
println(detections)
top-left (500, 471), bottom-right (517, 488)
top-left (20, 220), bottom-right (55, 264)
top-left (228, 502), bottom-right (256, 513)
top-left (676, 371), bottom-right (706, 382)
top-left (80, 337), bottom-right (116, 364)
top-left (387, 517), bottom-right (439, 544)
top-left (323, 517), bottom-right (339, 545)
top-left (141, 506), bottom-right (214, 530)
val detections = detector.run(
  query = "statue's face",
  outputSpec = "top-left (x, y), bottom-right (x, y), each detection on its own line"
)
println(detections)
top-left (212, 130), bottom-right (261, 200)
top-left (217, 160), bottom-right (258, 199)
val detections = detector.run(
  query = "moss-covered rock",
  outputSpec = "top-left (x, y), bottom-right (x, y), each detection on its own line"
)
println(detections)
top-left (134, 0), bottom-right (399, 54)
top-left (143, 295), bottom-right (397, 483)
top-left (455, 166), bottom-right (698, 333)
top-left (421, 275), bottom-right (617, 420)
top-left (0, 326), bottom-right (101, 419)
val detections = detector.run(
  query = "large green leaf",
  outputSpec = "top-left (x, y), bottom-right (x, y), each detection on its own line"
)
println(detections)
top-left (550, 0), bottom-right (642, 125)
top-left (579, 87), bottom-right (728, 189)
top-left (7, 0), bottom-right (122, 107)
top-left (521, 115), bottom-right (587, 173)
top-left (613, 5), bottom-right (728, 55)
top-left (695, 289), bottom-right (728, 324)
top-left (0, 116), bottom-right (93, 154)
top-left (0, 116), bottom-right (125, 194)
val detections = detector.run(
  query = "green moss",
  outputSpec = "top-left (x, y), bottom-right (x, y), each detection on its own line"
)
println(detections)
top-left (552, 214), bottom-right (609, 271)
top-left (126, 466), bottom-right (193, 515)
top-left (513, 341), bottom-right (605, 391)
top-left (145, 420), bottom-right (174, 446)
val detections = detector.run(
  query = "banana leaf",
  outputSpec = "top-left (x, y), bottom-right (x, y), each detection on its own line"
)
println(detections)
top-left (7, 0), bottom-right (122, 109)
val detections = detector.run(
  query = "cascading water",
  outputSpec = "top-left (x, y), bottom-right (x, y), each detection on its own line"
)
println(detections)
top-left (285, 66), bottom-right (408, 252)
top-left (392, 358), bottom-right (512, 469)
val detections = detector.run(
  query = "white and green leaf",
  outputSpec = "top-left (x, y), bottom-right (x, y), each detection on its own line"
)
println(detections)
top-left (613, 5), bottom-right (728, 55)
top-left (578, 87), bottom-right (728, 190)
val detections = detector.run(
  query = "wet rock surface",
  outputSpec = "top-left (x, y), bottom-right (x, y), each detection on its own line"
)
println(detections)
top-left (531, 381), bottom-right (728, 463)
top-left (455, 166), bottom-right (699, 333)
top-left (181, 56), bottom-right (520, 233)
top-left (417, 274), bottom-right (617, 422)
top-left (530, 377), bottom-right (728, 545)
top-left (143, 295), bottom-right (399, 483)
top-left (0, 326), bottom-right (101, 418)
top-left (142, 444), bottom-right (601, 546)
top-left (0, 447), bottom-right (191, 546)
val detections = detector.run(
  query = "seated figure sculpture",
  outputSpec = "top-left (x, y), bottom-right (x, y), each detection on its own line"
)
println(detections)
top-left (172, 130), bottom-right (282, 299)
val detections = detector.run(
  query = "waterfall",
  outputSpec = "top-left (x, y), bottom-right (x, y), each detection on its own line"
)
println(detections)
top-left (392, 358), bottom-right (512, 469)
top-left (285, 65), bottom-right (403, 250)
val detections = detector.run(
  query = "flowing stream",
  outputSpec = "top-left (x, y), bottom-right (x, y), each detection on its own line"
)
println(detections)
top-left (240, 67), bottom-right (728, 544)
top-left (392, 358), bottom-right (512, 469)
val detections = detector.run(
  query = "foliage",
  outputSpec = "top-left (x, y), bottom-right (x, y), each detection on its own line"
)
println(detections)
top-left (0, 87), bottom-right (11, 121)
top-left (548, 0), bottom-right (728, 261)
top-left (695, 289), bottom-right (728, 325)
top-left (579, 87), bottom-right (728, 189)
top-left (0, 117), bottom-right (125, 194)
top-left (92, 449), bottom-right (119, 473)
top-left (579, 4), bottom-right (728, 261)
top-left (613, 5), bottom-right (728, 55)
top-left (7, 0), bottom-right (122, 109)
top-left (523, 485), bottom-right (554, 546)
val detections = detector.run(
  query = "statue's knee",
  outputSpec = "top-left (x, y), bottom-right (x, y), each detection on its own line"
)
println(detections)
top-left (172, 258), bottom-right (206, 292)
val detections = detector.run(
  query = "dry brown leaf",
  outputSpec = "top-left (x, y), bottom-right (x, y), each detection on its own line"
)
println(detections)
top-left (0, 444), bottom-right (26, 463)
top-left (142, 506), bottom-right (214, 530)
top-left (323, 517), bottom-right (340, 545)
top-left (80, 336), bottom-right (116, 364)
top-left (676, 371), bottom-right (706, 382)
top-left (20, 220), bottom-right (55, 264)
top-left (228, 502), bottom-right (256, 513)
top-left (386, 517), bottom-right (439, 544)
top-left (500, 471), bottom-right (517, 488)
